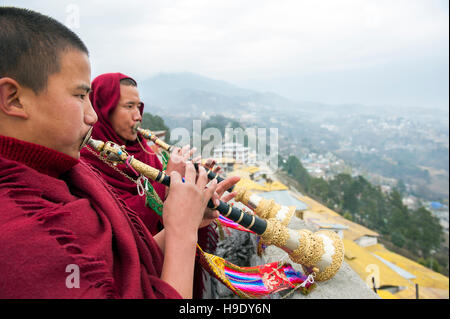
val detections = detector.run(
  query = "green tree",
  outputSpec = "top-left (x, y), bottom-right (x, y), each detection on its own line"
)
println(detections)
top-left (409, 207), bottom-right (443, 257)
top-left (343, 211), bottom-right (353, 221)
top-left (395, 179), bottom-right (407, 196)
top-left (280, 155), bottom-right (446, 275)
top-left (391, 232), bottom-right (406, 248)
top-left (310, 177), bottom-right (333, 204)
top-left (418, 257), bottom-right (443, 273)
top-left (141, 112), bottom-right (170, 141)
top-left (285, 156), bottom-right (311, 192)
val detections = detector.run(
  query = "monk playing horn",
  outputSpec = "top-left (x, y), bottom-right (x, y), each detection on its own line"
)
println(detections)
top-left (0, 6), bottom-right (237, 299)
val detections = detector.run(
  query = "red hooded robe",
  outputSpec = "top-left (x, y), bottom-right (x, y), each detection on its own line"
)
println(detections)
top-left (80, 73), bottom-right (218, 298)
top-left (80, 73), bottom-right (166, 235)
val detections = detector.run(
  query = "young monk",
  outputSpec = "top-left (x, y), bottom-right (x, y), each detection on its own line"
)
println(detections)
top-left (80, 73), bottom-right (235, 298)
top-left (0, 6), bottom-right (236, 299)
top-left (80, 73), bottom-right (226, 235)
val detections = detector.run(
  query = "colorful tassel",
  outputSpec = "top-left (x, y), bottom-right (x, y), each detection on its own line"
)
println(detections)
top-left (197, 245), bottom-right (315, 299)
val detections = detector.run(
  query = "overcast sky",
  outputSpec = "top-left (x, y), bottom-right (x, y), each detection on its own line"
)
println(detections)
top-left (2, 0), bottom-right (449, 110)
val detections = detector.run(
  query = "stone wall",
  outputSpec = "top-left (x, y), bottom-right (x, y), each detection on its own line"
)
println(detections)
top-left (205, 215), bottom-right (379, 299)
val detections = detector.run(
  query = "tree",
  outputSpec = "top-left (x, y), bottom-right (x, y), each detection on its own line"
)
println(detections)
top-left (141, 112), bottom-right (170, 141)
top-left (391, 232), bottom-right (406, 248)
top-left (285, 156), bottom-right (311, 192)
top-left (343, 211), bottom-right (353, 221)
top-left (410, 207), bottom-right (443, 257)
top-left (395, 179), bottom-right (407, 196)
top-left (280, 155), bottom-right (446, 275)
top-left (310, 177), bottom-right (332, 202)
top-left (418, 257), bottom-right (443, 273)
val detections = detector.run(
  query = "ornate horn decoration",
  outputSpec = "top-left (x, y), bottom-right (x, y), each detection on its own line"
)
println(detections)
top-left (133, 122), bottom-right (174, 152)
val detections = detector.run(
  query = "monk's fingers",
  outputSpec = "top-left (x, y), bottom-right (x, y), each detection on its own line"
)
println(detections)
top-left (170, 146), bottom-right (181, 155)
top-left (210, 192), bottom-right (220, 208)
top-left (187, 147), bottom-right (197, 159)
top-left (169, 170), bottom-right (182, 185)
top-left (180, 145), bottom-right (191, 158)
top-left (204, 158), bottom-right (216, 170)
top-left (221, 191), bottom-right (237, 203)
top-left (203, 209), bottom-right (219, 221)
top-left (192, 156), bottom-right (202, 164)
top-left (184, 161), bottom-right (196, 184)
top-left (216, 176), bottom-right (240, 197)
top-left (196, 165), bottom-right (209, 190)
top-left (204, 178), bottom-right (218, 203)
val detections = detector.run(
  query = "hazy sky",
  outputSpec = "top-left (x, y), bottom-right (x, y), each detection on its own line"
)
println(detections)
top-left (2, 0), bottom-right (449, 109)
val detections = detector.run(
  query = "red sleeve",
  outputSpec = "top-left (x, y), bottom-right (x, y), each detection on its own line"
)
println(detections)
top-left (0, 204), bottom-right (111, 298)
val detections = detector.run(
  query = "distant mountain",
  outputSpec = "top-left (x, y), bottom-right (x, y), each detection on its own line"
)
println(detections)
top-left (138, 72), bottom-right (307, 117)
top-left (140, 72), bottom-right (254, 98)
top-left (138, 72), bottom-right (449, 123)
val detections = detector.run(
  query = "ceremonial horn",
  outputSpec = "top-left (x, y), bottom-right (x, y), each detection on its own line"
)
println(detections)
top-left (133, 122), bottom-right (174, 152)
top-left (86, 138), bottom-right (344, 281)
top-left (134, 122), bottom-right (296, 226)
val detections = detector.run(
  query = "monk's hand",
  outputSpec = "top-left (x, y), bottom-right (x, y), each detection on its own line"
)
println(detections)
top-left (199, 175), bottom-right (240, 229)
top-left (163, 162), bottom-right (217, 236)
top-left (165, 144), bottom-right (196, 177)
top-left (203, 158), bottom-right (222, 175)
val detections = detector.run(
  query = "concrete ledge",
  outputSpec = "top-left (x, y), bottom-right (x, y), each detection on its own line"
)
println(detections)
top-left (252, 245), bottom-right (379, 299)
top-left (251, 216), bottom-right (379, 299)
top-left (207, 216), bottom-right (379, 299)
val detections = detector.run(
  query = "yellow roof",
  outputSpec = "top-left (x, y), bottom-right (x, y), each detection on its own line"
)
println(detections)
top-left (377, 290), bottom-right (399, 299)
top-left (213, 157), bottom-right (236, 164)
top-left (235, 178), bottom-right (268, 192)
top-left (228, 168), bottom-right (251, 179)
top-left (345, 239), bottom-right (449, 298)
top-left (297, 195), bottom-right (341, 216)
top-left (302, 210), bottom-right (379, 242)
top-left (234, 178), bottom-right (291, 193)
top-left (364, 244), bottom-right (387, 253)
top-left (299, 195), bottom-right (380, 240)
top-left (241, 166), bottom-right (260, 174)
top-left (264, 181), bottom-right (289, 191)
top-left (343, 239), bottom-right (412, 288)
top-left (227, 166), bottom-right (290, 193)
top-left (394, 286), bottom-right (449, 299)
top-left (368, 246), bottom-right (449, 291)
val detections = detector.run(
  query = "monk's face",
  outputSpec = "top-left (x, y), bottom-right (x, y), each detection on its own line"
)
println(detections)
top-left (25, 49), bottom-right (97, 158)
top-left (109, 84), bottom-right (142, 142)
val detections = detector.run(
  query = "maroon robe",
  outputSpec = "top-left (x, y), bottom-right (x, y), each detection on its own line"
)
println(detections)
top-left (0, 135), bottom-right (182, 299)
top-left (80, 72), bottom-right (166, 235)
top-left (79, 73), bottom-right (218, 298)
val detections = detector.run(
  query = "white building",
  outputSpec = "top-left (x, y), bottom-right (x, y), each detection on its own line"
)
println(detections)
top-left (213, 142), bottom-right (249, 164)
top-left (355, 235), bottom-right (378, 247)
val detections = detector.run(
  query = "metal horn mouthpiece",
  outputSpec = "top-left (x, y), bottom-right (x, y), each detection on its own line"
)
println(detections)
top-left (136, 126), bottom-right (173, 152)
top-left (80, 126), bottom-right (94, 150)
top-left (86, 137), bottom-right (105, 153)
top-left (132, 121), bottom-right (142, 134)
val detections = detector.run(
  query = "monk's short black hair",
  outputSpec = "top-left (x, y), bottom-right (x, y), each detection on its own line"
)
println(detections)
top-left (119, 78), bottom-right (137, 87)
top-left (0, 7), bottom-right (89, 94)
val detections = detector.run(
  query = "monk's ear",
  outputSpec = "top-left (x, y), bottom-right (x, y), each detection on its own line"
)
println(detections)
top-left (0, 77), bottom-right (29, 119)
